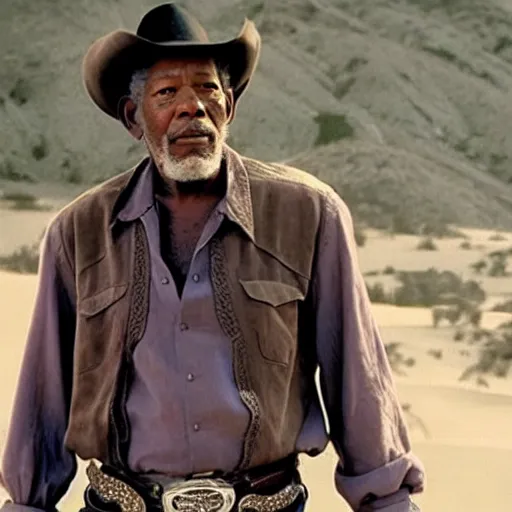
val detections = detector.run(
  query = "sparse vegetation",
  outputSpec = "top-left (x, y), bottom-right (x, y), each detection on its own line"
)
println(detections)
top-left (1, 192), bottom-right (51, 211)
top-left (366, 282), bottom-right (388, 303)
top-left (385, 342), bottom-right (415, 376)
top-left (416, 236), bottom-right (438, 251)
top-left (0, 158), bottom-right (37, 183)
top-left (489, 232), bottom-right (507, 241)
top-left (353, 223), bottom-right (366, 247)
top-left (8, 78), bottom-right (31, 106)
top-left (491, 299), bottom-right (512, 313)
top-left (459, 323), bottom-right (512, 381)
top-left (31, 136), bottom-right (49, 161)
top-left (314, 113), bottom-right (354, 146)
top-left (488, 252), bottom-right (508, 277)
top-left (459, 240), bottom-right (472, 250)
top-left (0, 243), bottom-right (40, 274)
top-left (470, 259), bottom-right (487, 275)
top-left (366, 268), bottom-right (486, 309)
top-left (61, 157), bottom-right (83, 184)
top-left (428, 349), bottom-right (443, 360)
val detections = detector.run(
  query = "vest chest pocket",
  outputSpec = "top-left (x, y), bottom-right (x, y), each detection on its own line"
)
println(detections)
top-left (239, 279), bottom-right (305, 366)
top-left (76, 284), bottom-right (129, 373)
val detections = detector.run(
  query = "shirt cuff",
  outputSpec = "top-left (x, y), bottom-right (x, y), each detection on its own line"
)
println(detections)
top-left (360, 488), bottom-right (419, 511)
top-left (335, 453), bottom-right (425, 510)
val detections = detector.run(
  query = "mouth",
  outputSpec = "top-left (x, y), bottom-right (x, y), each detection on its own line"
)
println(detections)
top-left (169, 128), bottom-right (215, 147)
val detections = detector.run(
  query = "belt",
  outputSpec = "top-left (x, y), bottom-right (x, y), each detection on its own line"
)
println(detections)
top-left (84, 455), bottom-right (307, 512)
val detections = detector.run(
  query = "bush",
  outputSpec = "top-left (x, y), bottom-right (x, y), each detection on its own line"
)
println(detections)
top-left (314, 113), bottom-right (354, 146)
top-left (354, 224), bottom-right (366, 247)
top-left (0, 158), bottom-right (37, 183)
top-left (0, 243), bottom-right (40, 274)
top-left (459, 240), bottom-right (472, 250)
top-left (489, 232), bottom-right (507, 241)
top-left (366, 282), bottom-right (391, 303)
top-left (383, 265), bottom-right (395, 275)
top-left (393, 268), bottom-right (485, 307)
top-left (1, 192), bottom-right (51, 211)
top-left (31, 136), bottom-right (48, 161)
top-left (470, 259), bottom-right (487, 274)
top-left (416, 236), bottom-right (438, 251)
top-left (491, 299), bottom-right (512, 313)
top-left (8, 78), bottom-right (31, 106)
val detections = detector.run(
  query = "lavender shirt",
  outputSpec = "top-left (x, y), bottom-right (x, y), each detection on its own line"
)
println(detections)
top-left (0, 158), bottom-right (425, 511)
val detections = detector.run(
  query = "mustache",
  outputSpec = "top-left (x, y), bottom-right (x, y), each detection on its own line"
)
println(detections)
top-left (167, 122), bottom-right (217, 144)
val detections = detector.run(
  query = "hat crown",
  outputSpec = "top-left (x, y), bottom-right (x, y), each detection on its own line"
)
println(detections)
top-left (136, 3), bottom-right (209, 43)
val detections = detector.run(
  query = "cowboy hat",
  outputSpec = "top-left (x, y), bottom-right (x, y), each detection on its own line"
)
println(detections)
top-left (82, 3), bottom-right (261, 119)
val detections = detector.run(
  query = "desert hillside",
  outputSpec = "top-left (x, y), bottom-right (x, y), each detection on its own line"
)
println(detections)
top-left (4, 0), bottom-right (512, 231)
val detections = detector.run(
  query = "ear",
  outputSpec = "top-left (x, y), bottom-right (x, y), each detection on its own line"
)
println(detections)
top-left (224, 88), bottom-right (236, 124)
top-left (118, 96), bottom-right (144, 140)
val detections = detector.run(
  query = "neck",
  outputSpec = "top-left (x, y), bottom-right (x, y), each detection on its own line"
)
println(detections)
top-left (152, 160), bottom-right (226, 203)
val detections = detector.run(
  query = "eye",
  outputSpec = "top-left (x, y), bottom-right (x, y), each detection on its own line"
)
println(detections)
top-left (156, 87), bottom-right (177, 96)
top-left (202, 82), bottom-right (219, 90)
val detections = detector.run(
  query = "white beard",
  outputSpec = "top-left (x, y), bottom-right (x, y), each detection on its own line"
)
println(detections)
top-left (150, 126), bottom-right (228, 183)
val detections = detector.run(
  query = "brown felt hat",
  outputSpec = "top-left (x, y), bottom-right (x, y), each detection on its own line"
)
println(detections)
top-left (82, 3), bottom-right (261, 119)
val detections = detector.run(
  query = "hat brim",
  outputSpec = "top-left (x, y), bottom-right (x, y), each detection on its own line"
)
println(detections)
top-left (82, 19), bottom-right (261, 119)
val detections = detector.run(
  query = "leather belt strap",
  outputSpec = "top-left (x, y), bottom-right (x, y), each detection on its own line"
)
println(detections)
top-left (85, 456), bottom-right (306, 512)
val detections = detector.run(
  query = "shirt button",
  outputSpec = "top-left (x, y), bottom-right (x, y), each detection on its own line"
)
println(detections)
top-left (180, 322), bottom-right (189, 331)
top-left (192, 274), bottom-right (200, 283)
top-left (187, 373), bottom-right (195, 382)
top-left (193, 423), bottom-right (200, 432)
top-left (161, 277), bottom-right (170, 285)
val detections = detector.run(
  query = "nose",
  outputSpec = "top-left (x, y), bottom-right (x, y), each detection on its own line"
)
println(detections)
top-left (175, 86), bottom-right (206, 119)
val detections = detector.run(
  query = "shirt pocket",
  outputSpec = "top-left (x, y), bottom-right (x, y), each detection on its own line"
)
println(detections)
top-left (76, 283), bottom-right (129, 373)
top-left (239, 279), bottom-right (305, 366)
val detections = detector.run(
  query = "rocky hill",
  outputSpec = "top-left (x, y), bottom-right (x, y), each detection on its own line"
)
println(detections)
top-left (3, 0), bottom-right (512, 231)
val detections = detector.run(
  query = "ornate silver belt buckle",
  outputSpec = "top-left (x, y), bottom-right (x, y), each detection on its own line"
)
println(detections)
top-left (162, 478), bottom-right (236, 512)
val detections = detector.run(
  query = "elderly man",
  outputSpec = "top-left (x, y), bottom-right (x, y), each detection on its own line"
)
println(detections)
top-left (0, 4), bottom-right (424, 512)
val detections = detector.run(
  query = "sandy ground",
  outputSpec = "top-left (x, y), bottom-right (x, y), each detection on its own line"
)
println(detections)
top-left (1, 207), bottom-right (512, 511)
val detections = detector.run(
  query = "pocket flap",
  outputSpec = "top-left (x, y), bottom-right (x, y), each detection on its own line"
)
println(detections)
top-left (239, 279), bottom-right (305, 307)
top-left (79, 284), bottom-right (128, 317)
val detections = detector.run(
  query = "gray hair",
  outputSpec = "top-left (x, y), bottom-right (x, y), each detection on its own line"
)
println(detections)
top-left (129, 69), bottom-right (149, 107)
top-left (128, 61), bottom-right (231, 107)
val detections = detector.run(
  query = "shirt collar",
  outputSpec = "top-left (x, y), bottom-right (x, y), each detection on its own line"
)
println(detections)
top-left (110, 145), bottom-right (255, 241)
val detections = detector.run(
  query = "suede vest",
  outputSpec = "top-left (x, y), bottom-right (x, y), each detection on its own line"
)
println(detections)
top-left (58, 152), bottom-right (328, 471)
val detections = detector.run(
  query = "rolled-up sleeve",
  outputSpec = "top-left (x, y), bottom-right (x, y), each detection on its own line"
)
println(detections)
top-left (311, 188), bottom-right (425, 511)
top-left (1, 220), bottom-right (78, 511)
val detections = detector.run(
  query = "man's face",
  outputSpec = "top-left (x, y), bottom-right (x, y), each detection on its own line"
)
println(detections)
top-left (136, 57), bottom-right (233, 183)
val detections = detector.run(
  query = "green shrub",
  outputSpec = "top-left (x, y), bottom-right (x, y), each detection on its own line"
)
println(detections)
top-left (416, 236), bottom-right (438, 251)
top-left (0, 158), bottom-right (37, 182)
top-left (366, 282), bottom-right (391, 303)
top-left (354, 224), bottom-right (366, 247)
top-left (470, 259), bottom-right (487, 274)
top-left (31, 137), bottom-right (48, 161)
top-left (1, 192), bottom-right (51, 211)
top-left (8, 78), bottom-right (31, 106)
top-left (314, 113), bottom-right (354, 146)
top-left (489, 232), bottom-right (507, 241)
top-left (459, 240), bottom-right (472, 250)
top-left (491, 299), bottom-right (512, 313)
top-left (0, 243), bottom-right (39, 274)
top-left (393, 268), bottom-right (485, 307)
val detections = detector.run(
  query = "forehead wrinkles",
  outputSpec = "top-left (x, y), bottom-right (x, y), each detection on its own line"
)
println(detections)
top-left (148, 62), bottom-right (217, 82)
